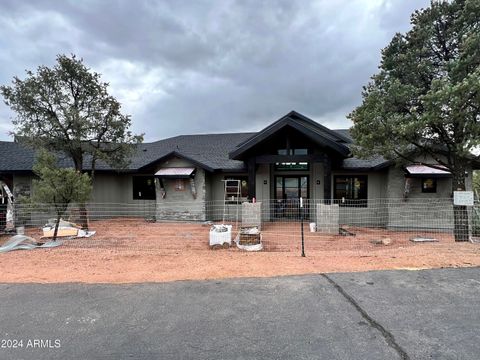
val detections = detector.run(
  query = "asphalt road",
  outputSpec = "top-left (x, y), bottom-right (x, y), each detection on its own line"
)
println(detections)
top-left (0, 267), bottom-right (479, 360)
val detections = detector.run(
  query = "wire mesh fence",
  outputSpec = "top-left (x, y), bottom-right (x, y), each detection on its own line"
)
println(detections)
top-left (0, 198), bottom-right (479, 253)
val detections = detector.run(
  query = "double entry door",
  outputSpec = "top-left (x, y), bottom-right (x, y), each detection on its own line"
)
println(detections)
top-left (274, 176), bottom-right (308, 218)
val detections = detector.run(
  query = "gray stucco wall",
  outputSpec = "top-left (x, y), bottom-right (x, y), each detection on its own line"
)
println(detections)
top-left (311, 163), bottom-right (324, 199)
top-left (330, 171), bottom-right (389, 227)
top-left (90, 173), bottom-right (156, 218)
top-left (256, 164), bottom-right (271, 220)
top-left (206, 164), bottom-right (276, 222)
top-left (255, 164), bottom-right (270, 202)
top-left (13, 172), bottom-right (157, 224)
top-left (207, 172), bottom-right (238, 221)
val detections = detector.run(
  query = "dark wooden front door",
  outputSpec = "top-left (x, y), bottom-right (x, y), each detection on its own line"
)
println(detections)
top-left (274, 176), bottom-right (308, 218)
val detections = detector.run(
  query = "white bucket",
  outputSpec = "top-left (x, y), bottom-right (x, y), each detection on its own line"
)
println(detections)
top-left (309, 223), bottom-right (316, 233)
top-left (16, 226), bottom-right (25, 235)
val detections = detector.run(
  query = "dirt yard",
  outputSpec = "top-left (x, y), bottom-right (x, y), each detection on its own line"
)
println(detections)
top-left (0, 218), bottom-right (479, 283)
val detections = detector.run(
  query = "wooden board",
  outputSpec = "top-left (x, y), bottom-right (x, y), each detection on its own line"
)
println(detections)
top-left (42, 227), bottom-right (78, 238)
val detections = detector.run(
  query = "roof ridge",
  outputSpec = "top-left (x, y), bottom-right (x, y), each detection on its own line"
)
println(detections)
top-left (146, 132), bottom-right (256, 144)
top-left (174, 132), bottom-right (256, 137)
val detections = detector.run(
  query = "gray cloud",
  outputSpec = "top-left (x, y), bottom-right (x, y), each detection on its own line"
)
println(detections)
top-left (0, 0), bottom-right (430, 141)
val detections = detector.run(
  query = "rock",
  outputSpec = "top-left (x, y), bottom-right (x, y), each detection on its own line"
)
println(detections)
top-left (210, 242), bottom-right (230, 250)
top-left (410, 237), bottom-right (438, 243)
top-left (339, 227), bottom-right (356, 236)
top-left (382, 238), bottom-right (393, 246)
top-left (370, 238), bottom-right (393, 246)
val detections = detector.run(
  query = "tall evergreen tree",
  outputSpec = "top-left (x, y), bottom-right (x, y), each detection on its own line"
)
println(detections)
top-left (349, 0), bottom-right (480, 241)
top-left (1, 54), bottom-right (144, 228)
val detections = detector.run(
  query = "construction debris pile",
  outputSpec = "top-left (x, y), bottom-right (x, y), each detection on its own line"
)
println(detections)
top-left (0, 234), bottom-right (62, 253)
top-left (0, 180), bottom-right (15, 233)
top-left (234, 226), bottom-right (263, 251)
top-left (209, 224), bottom-right (232, 249)
top-left (0, 217), bottom-right (96, 254)
top-left (42, 218), bottom-right (96, 239)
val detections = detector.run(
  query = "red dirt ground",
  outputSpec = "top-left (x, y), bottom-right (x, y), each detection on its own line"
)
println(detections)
top-left (0, 218), bottom-right (479, 283)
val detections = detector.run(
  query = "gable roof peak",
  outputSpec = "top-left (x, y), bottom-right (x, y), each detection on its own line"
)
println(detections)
top-left (229, 110), bottom-right (351, 159)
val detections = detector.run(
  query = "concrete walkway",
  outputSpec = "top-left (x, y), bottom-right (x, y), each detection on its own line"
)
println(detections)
top-left (0, 267), bottom-right (478, 359)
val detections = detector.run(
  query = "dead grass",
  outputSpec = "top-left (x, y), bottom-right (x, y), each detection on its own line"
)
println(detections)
top-left (0, 218), bottom-right (479, 284)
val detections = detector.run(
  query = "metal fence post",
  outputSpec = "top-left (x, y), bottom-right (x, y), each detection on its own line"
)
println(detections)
top-left (300, 197), bottom-right (305, 257)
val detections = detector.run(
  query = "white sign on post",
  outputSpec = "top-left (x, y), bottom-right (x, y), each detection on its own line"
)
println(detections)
top-left (453, 191), bottom-right (474, 206)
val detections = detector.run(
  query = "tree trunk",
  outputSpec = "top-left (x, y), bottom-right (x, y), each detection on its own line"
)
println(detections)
top-left (452, 169), bottom-right (469, 242)
top-left (53, 213), bottom-right (61, 242)
top-left (73, 154), bottom-right (89, 230)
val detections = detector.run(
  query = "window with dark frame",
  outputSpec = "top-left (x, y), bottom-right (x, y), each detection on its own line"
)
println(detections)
top-left (224, 176), bottom-right (248, 200)
top-left (275, 148), bottom-right (309, 170)
top-left (274, 162), bottom-right (309, 171)
top-left (132, 176), bottom-right (156, 200)
top-left (334, 175), bottom-right (368, 206)
top-left (421, 178), bottom-right (437, 193)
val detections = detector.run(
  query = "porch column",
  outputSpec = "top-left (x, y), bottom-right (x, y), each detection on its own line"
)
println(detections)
top-left (323, 156), bottom-right (331, 203)
top-left (248, 157), bottom-right (256, 200)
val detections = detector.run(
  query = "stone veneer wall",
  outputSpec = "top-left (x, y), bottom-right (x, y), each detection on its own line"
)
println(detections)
top-left (155, 159), bottom-right (207, 221)
top-left (384, 165), bottom-right (473, 231)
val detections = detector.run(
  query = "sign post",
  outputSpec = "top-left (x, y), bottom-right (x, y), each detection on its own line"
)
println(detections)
top-left (453, 191), bottom-right (474, 242)
top-left (453, 191), bottom-right (474, 206)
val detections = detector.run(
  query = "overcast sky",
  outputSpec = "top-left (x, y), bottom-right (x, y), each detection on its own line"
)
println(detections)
top-left (0, 0), bottom-right (430, 142)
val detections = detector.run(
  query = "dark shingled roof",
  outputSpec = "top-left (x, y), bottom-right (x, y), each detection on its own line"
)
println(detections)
top-left (130, 132), bottom-right (256, 171)
top-left (341, 155), bottom-right (390, 170)
top-left (332, 129), bottom-right (353, 142)
top-left (0, 130), bottom-right (389, 173)
top-left (0, 141), bottom-right (37, 171)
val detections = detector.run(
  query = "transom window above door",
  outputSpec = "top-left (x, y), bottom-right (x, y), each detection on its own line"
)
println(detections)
top-left (275, 162), bottom-right (309, 170)
top-left (275, 148), bottom-right (309, 170)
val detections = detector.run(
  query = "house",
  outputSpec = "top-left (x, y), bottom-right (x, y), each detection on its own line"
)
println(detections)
top-left (0, 111), bottom-right (475, 230)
